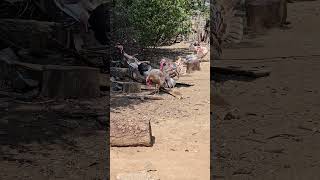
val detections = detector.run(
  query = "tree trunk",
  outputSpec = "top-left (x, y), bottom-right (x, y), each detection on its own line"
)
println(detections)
top-left (40, 65), bottom-right (100, 99)
top-left (110, 115), bottom-right (152, 147)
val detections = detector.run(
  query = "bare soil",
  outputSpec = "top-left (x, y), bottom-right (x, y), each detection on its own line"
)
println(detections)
top-left (110, 42), bottom-right (210, 180)
top-left (212, 1), bottom-right (320, 179)
top-left (0, 97), bottom-right (109, 180)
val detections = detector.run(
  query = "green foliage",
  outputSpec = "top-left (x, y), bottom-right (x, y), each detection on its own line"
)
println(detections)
top-left (113, 0), bottom-right (208, 47)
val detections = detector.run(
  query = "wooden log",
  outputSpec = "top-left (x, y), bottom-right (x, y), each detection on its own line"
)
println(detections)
top-left (110, 115), bottom-right (152, 147)
top-left (246, 0), bottom-right (286, 32)
top-left (40, 65), bottom-right (100, 99)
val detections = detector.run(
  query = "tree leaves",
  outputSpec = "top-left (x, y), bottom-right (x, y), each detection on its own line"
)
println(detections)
top-left (113, 0), bottom-right (208, 47)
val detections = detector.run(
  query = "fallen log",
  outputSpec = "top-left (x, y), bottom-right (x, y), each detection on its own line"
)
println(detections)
top-left (110, 115), bottom-right (152, 147)
top-left (40, 65), bottom-right (100, 99)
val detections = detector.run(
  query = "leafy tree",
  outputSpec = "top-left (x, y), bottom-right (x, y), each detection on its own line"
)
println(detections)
top-left (113, 0), bottom-right (208, 47)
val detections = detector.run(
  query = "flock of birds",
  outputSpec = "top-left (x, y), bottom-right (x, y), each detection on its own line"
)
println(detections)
top-left (146, 43), bottom-right (209, 93)
top-left (117, 42), bottom-right (210, 94)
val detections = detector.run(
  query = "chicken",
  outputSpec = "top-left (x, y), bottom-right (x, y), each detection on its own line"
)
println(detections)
top-left (211, 0), bottom-right (244, 59)
top-left (159, 58), bottom-right (181, 79)
top-left (146, 69), bottom-right (166, 94)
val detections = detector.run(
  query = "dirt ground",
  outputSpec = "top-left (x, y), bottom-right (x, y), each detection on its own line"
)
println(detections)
top-left (0, 97), bottom-right (109, 180)
top-left (110, 43), bottom-right (210, 180)
top-left (212, 1), bottom-right (320, 179)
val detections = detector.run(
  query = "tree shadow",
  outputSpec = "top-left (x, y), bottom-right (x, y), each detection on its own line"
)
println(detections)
top-left (0, 96), bottom-right (108, 150)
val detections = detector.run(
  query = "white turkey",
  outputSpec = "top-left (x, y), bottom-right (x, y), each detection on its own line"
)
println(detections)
top-left (177, 55), bottom-right (201, 74)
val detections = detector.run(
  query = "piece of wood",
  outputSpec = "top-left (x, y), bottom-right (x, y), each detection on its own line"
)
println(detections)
top-left (211, 66), bottom-right (270, 78)
top-left (246, 0), bottom-right (286, 32)
top-left (110, 115), bottom-right (152, 147)
top-left (40, 65), bottom-right (100, 99)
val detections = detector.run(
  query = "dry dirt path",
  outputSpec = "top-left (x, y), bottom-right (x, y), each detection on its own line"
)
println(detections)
top-left (110, 43), bottom-right (210, 180)
top-left (212, 1), bottom-right (320, 179)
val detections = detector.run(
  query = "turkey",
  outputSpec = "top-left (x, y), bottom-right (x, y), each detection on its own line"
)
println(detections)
top-left (146, 68), bottom-right (176, 94)
top-left (180, 54), bottom-right (201, 74)
top-left (112, 45), bottom-right (176, 92)
top-left (159, 58), bottom-right (181, 79)
top-left (211, 0), bottom-right (244, 59)
top-left (138, 62), bottom-right (152, 77)
top-left (189, 42), bottom-right (209, 60)
top-left (146, 69), bottom-right (166, 94)
top-left (113, 44), bottom-right (146, 80)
